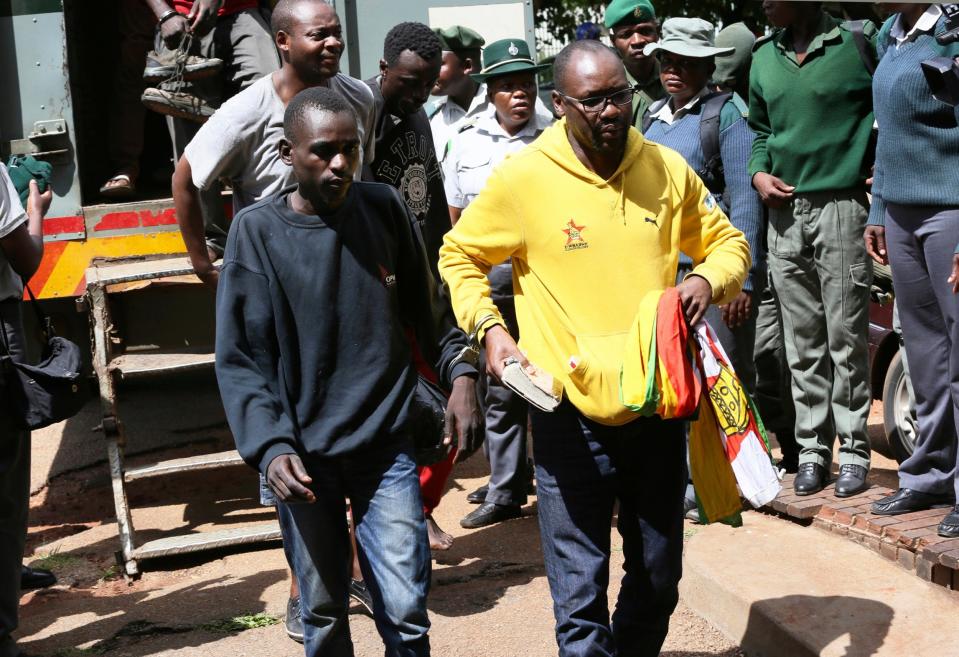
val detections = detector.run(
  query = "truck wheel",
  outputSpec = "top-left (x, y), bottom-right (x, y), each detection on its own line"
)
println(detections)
top-left (882, 350), bottom-right (918, 464)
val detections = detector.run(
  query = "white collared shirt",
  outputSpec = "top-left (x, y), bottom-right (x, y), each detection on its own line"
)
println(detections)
top-left (443, 107), bottom-right (554, 209)
top-left (649, 88), bottom-right (711, 126)
top-left (429, 84), bottom-right (489, 162)
top-left (891, 4), bottom-right (942, 48)
top-left (430, 84), bottom-right (555, 163)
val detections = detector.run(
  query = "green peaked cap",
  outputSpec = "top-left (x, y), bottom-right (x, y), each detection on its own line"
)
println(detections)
top-left (470, 38), bottom-right (550, 83)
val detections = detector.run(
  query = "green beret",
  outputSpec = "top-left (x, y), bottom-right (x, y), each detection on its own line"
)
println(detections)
top-left (433, 25), bottom-right (485, 52)
top-left (604, 0), bottom-right (656, 29)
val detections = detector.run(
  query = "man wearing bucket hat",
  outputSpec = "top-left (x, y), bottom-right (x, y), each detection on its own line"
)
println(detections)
top-left (641, 17), bottom-right (765, 521)
top-left (428, 26), bottom-right (486, 159)
top-left (748, 2), bottom-right (877, 498)
top-left (605, 0), bottom-right (665, 124)
top-left (443, 38), bottom-right (554, 530)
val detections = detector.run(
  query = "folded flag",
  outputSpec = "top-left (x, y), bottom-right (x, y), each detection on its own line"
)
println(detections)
top-left (621, 288), bottom-right (781, 524)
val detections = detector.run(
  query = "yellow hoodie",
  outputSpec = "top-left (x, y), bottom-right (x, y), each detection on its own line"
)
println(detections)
top-left (438, 119), bottom-right (751, 426)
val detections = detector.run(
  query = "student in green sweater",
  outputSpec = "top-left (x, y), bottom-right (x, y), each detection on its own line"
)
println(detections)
top-left (748, 1), bottom-right (875, 498)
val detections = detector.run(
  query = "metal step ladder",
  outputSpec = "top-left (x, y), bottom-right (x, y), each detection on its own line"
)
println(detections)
top-left (85, 255), bottom-right (280, 577)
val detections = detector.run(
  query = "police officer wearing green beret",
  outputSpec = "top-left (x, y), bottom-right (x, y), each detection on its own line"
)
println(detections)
top-left (605, 0), bottom-right (665, 124)
top-left (429, 26), bottom-right (487, 160)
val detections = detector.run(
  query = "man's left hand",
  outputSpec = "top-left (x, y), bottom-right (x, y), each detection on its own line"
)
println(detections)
top-left (676, 275), bottom-right (712, 327)
top-left (720, 291), bottom-right (752, 329)
top-left (445, 375), bottom-right (484, 463)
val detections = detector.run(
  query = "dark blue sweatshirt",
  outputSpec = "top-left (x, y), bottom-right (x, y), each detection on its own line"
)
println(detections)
top-left (215, 183), bottom-right (477, 474)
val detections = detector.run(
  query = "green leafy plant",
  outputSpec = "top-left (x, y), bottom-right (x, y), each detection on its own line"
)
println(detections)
top-left (201, 613), bottom-right (279, 634)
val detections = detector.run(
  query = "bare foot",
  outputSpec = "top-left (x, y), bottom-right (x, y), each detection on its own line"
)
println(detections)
top-left (426, 514), bottom-right (453, 551)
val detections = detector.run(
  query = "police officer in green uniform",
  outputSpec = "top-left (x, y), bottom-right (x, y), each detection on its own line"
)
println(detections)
top-left (748, 1), bottom-right (876, 497)
top-left (604, 0), bottom-right (664, 124)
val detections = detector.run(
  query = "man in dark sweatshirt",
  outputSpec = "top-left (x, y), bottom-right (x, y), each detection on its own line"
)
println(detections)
top-left (215, 86), bottom-right (481, 657)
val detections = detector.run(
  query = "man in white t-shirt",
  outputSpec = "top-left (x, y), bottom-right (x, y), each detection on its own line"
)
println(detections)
top-left (172, 0), bottom-right (374, 288)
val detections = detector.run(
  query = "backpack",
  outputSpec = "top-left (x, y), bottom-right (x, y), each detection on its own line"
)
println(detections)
top-left (641, 91), bottom-right (733, 196)
top-left (845, 19), bottom-right (878, 75)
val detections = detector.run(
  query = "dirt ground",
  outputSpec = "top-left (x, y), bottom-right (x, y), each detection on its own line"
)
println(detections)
top-left (13, 372), bottom-right (897, 656)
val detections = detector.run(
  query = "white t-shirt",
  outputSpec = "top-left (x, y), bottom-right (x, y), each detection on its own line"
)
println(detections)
top-left (0, 166), bottom-right (27, 301)
top-left (185, 72), bottom-right (376, 212)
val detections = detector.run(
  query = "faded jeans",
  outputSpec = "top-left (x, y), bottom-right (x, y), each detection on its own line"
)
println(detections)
top-left (275, 437), bottom-right (431, 657)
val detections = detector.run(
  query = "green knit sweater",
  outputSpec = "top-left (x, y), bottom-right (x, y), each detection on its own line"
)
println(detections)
top-left (748, 13), bottom-right (876, 192)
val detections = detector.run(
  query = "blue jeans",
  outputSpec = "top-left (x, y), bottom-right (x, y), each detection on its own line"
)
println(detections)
top-left (276, 437), bottom-right (431, 657)
top-left (531, 403), bottom-right (686, 657)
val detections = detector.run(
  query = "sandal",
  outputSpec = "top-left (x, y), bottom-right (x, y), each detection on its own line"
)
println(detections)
top-left (99, 173), bottom-right (136, 199)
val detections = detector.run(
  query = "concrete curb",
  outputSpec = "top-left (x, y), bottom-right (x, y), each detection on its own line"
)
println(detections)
top-left (680, 512), bottom-right (959, 657)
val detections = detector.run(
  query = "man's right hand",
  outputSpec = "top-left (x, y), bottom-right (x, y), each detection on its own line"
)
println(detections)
top-left (864, 225), bottom-right (888, 266)
top-left (483, 324), bottom-right (526, 382)
top-left (266, 454), bottom-right (316, 504)
top-left (752, 172), bottom-right (795, 209)
top-left (160, 12), bottom-right (190, 49)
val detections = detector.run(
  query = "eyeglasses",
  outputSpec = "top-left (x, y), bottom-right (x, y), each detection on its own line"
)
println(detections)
top-left (559, 87), bottom-right (636, 114)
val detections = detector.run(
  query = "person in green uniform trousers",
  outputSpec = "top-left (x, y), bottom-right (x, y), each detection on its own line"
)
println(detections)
top-left (748, 1), bottom-right (876, 497)
top-left (604, 0), bottom-right (664, 124)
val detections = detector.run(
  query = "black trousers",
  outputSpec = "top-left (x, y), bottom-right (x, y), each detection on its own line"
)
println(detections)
top-left (0, 301), bottom-right (28, 657)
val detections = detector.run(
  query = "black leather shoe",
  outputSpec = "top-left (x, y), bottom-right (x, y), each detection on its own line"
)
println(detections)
top-left (467, 484), bottom-right (489, 504)
top-left (794, 463), bottom-right (827, 495)
top-left (460, 502), bottom-right (521, 529)
top-left (871, 488), bottom-right (955, 516)
top-left (20, 565), bottom-right (56, 591)
top-left (938, 506), bottom-right (959, 538)
top-left (834, 464), bottom-right (869, 498)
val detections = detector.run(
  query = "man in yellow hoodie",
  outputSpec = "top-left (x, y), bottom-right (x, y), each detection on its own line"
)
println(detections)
top-left (439, 40), bottom-right (750, 657)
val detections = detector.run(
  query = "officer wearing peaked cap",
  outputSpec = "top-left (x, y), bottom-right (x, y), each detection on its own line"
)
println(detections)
top-left (443, 37), bottom-right (553, 530)
top-left (430, 27), bottom-right (553, 162)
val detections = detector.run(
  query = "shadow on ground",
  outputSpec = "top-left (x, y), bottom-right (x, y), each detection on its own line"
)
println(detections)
top-left (18, 569), bottom-right (285, 656)
top-left (741, 594), bottom-right (894, 657)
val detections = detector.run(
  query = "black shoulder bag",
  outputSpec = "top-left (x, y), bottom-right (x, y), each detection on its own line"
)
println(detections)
top-left (0, 286), bottom-right (86, 430)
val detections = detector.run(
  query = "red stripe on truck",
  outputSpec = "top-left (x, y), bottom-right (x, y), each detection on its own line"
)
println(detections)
top-left (42, 215), bottom-right (84, 236)
top-left (94, 209), bottom-right (178, 232)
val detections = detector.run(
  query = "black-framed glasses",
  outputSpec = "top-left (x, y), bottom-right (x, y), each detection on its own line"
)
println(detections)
top-left (559, 86), bottom-right (637, 114)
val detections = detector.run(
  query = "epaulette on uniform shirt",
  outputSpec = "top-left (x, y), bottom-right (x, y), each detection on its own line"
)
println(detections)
top-left (730, 93), bottom-right (749, 118)
top-left (425, 99), bottom-right (443, 118)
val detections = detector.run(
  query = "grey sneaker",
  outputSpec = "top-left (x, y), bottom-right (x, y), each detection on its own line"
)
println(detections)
top-left (285, 596), bottom-right (304, 644)
top-left (349, 579), bottom-right (374, 616)
top-left (143, 50), bottom-right (223, 84)
top-left (141, 87), bottom-right (214, 123)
